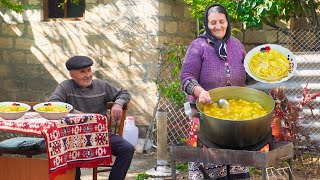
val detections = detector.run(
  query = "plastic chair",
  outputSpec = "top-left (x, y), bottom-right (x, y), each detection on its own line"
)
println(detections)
top-left (92, 102), bottom-right (128, 180)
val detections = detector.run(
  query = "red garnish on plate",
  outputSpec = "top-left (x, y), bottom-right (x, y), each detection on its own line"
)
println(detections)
top-left (265, 46), bottom-right (271, 51)
top-left (12, 103), bottom-right (17, 106)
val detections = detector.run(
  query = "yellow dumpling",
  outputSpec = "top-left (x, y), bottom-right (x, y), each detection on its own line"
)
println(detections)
top-left (203, 99), bottom-right (268, 120)
top-left (37, 105), bottom-right (68, 112)
top-left (0, 105), bottom-right (27, 112)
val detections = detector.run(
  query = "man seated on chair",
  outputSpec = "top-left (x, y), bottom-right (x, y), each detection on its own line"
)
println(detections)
top-left (48, 55), bottom-right (135, 180)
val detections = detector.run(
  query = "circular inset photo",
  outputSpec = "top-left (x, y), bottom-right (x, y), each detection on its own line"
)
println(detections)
top-left (244, 44), bottom-right (297, 83)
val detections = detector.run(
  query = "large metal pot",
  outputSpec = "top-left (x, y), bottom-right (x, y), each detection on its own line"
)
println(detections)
top-left (196, 86), bottom-right (275, 149)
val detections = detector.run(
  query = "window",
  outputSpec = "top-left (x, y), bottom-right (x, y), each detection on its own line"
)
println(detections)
top-left (44, 0), bottom-right (85, 20)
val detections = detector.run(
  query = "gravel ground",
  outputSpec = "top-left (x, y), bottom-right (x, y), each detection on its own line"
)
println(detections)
top-left (70, 151), bottom-right (320, 180)
top-left (80, 152), bottom-right (159, 180)
top-left (80, 151), bottom-right (189, 180)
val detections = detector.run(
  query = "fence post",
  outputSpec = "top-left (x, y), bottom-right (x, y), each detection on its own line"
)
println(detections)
top-left (157, 108), bottom-right (168, 165)
top-left (146, 108), bottom-right (173, 179)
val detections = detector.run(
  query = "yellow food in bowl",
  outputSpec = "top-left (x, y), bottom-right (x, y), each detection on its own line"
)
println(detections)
top-left (36, 105), bottom-right (68, 113)
top-left (249, 49), bottom-right (289, 81)
top-left (0, 105), bottom-right (28, 112)
top-left (203, 99), bottom-right (268, 120)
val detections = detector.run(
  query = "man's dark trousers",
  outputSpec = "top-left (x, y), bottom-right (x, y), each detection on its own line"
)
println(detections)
top-left (75, 133), bottom-right (135, 180)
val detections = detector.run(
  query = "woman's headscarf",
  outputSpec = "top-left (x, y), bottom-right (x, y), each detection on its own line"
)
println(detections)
top-left (201, 4), bottom-right (231, 61)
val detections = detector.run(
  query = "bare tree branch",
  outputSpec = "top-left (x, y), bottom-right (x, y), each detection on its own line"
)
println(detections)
top-left (290, 0), bottom-right (300, 18)
top-left (309, 0), bottom-right (320, 27)
top-left (299, 0), bottom-right (312, 23)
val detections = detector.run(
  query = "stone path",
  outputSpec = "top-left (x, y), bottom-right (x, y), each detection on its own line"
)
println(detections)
top-left (81, 152), bottom-right (159, 180)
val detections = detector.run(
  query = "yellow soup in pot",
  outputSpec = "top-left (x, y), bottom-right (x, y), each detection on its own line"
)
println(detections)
top-left (0, 105), bottom-right (27, 112)
top-left (249, 49), bottom-right (290, 82)
top-left (36, 105), bottom-right (68, 112)
top-left (203, 99), bottom-right (268, 120)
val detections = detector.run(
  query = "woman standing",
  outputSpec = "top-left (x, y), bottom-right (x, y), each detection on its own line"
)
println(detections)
top-left (180, 4), bottom-right (251, 180)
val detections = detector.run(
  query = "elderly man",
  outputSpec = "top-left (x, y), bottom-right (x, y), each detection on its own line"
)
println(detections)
top-left (48, 56), bottom-right (134, 180)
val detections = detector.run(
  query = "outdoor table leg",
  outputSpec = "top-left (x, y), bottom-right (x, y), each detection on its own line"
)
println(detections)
top-left (93, 167), bottom-right (97, 180)
top-left (171, 160), bottom-right (176, 180)
top-left (289, 158), bottom-right (293, 180)
top-left (262, 168), bottom-right (267, 180)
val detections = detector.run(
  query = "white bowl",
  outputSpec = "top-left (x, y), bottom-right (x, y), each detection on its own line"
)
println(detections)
top-left (33, 102), bottom-right (73, 120)
top-left (0, 102), bottom-right (31, 120)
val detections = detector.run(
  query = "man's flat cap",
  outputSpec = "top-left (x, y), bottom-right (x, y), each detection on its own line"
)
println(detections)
top-left (66, 56), bottom-right (93, 70)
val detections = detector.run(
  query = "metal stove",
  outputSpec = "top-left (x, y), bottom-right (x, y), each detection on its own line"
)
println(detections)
top-left (198, 128), bottom-right (274, 151)
top-left (170, 135), bottom-right (294, 180)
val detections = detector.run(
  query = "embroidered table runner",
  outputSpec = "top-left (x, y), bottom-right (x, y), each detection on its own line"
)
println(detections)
top-left (0, 112), bottom-right (112, 180)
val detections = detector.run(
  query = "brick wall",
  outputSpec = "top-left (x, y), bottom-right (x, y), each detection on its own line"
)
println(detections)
top-left (0, 0), bottom-right (197, 132)
top-left (0, 0), bottom-right (317, 137)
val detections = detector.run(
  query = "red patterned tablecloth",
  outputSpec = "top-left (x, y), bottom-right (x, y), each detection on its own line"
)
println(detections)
top-left (0, 112), bottom-right (112, 180)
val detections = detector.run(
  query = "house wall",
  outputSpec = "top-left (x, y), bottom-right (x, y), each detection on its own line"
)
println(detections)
top-left (0, 0), bottom-right (197, 134)
top-left (0, 0), bottom-right (318, 138)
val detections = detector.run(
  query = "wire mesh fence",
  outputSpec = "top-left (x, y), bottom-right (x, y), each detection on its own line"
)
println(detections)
top-left (266, 165), bottom-right (292, 180)
top-left (146, 45), bottom-right (190, 147)
top-left (146, 27), bottom-right (320, 149)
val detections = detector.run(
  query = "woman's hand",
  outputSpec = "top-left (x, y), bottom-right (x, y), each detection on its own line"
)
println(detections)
top-left (111, 104), bottom-right (123, 122)
top-left (198, 90), bottom-right (212, 105)
top-left (193, 86), bottom-right (212, 105)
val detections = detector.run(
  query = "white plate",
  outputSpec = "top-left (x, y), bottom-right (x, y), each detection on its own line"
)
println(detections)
top-left (244, 44), bottom-right (297, 83)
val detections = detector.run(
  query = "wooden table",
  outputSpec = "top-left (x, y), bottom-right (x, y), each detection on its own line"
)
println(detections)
top-left (170, 141), bottom-right (294, 180)
top-left (0, 112), bottom-right (112, 180)
top-left (0, 156), bottom-right (75, 180)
